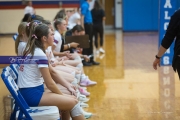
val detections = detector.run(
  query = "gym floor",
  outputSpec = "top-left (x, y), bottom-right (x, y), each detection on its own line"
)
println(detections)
top-left (0, 30), bottom-right (180, 120)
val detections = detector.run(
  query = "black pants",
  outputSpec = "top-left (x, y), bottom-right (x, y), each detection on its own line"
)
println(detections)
top-left (93, 24), bottom-right (104, 48)
top-left (83, 23), bottom-right (94, 61)
top-left (175, 57), bottom-right (180, 79)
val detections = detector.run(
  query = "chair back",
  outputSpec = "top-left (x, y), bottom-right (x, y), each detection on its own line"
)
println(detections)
top-left (3, 66), bottom-right (17, 83)
top-left (1, 70), bottom-right (32, 120)
top-left (13, 33), bottom-right (18, 41)
top-left (9, 64), bottom-right (19, 77)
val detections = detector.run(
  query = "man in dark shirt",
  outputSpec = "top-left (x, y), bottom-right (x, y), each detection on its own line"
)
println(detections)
top-left (153, 9), bottom-right (180, 78)
top-left (81, 0), bottom-right (100, 65)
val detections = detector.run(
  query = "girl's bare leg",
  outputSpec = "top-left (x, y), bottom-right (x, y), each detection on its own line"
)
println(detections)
top-left (52, 69), bottom-right (75, 83)
top-left (55, 65), bottom-right (81, 74)
top-left (39, 92), bottom-right (85, 120)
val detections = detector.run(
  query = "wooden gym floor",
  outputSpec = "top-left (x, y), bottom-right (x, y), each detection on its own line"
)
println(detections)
top-left (0, 30), bottom-right (180, 120)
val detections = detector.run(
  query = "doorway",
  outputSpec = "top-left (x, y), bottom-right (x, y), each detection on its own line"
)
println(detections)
top-left (99, 0), bottom-right (115, 28)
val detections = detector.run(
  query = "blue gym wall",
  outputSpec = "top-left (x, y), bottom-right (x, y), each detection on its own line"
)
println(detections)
top-left (80, 0), bottom-right (180, 31)
top-left (177, 0), bottom-right (180, 9)
top-left (122, 0), bottom-right (180, 32)
top-left (122, 0), bottom-right (158, 31)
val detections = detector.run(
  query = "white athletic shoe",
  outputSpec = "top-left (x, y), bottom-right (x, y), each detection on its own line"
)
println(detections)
top-left (79, 96), bottom-right (90, 103)
top-left (82, 109), bottom-right (92, 119)
top-left (99, 48), bottom-right (105, 53)
top-left (96, 50), bottom-right (99, 54)
top-left (80, 102), bottom-right (89, 108)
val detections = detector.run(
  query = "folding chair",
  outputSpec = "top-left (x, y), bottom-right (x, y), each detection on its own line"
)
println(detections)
top-left (3, 66), bottom-right (18, 83)
top-left (1, 68), bottom-right (60, 120)
top-left (13, 33), bottom-right (18, 41)
top-left (9, 64), bottom-right (19, 78)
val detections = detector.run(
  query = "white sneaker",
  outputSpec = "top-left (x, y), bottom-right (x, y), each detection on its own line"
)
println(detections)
top-left (80, 102), bottom-right (89, 108)
top-left (79, 96), bottom-right (90, 102)
top-left (96, 50), bottom-right (99, 54)
top-left (82, 109), bottom-right (92, 119)
top-left (83, 111), bottom-right (92, 119)
top-left (99, 48), bottom-right (105, 53)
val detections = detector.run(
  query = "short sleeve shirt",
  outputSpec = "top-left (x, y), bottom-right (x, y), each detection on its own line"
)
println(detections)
top-left (17, 48), bottom-right (48, 88)
top-left (18, 42), bottom-right (27, 56)
top-left (53, 31), bottom-right (62, 52)
top-left (81, 1), bottom-right (92, 23)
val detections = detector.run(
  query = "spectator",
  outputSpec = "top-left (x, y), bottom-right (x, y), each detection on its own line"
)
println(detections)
top-left (81, 0), bottom-right (100, 65)
top-left (91, 0), bottom-right (106, 54)
top-left (24, 0), bottom-right (35, 15)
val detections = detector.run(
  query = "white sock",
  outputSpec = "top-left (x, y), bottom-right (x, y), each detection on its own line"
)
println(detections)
top-left (80, 74), bottom-right (86, 81)
top-left (75, 74), bottom-right (81, 83)
top-left (76, 63), bottom-right (83, 69)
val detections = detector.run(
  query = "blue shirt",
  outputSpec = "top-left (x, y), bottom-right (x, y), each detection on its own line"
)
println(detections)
top-left (81, 1), bottom-right (92, 23)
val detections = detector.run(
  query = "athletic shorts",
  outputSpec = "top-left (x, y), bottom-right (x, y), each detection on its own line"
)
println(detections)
top-left (19, 84), bottom-right (44, 106)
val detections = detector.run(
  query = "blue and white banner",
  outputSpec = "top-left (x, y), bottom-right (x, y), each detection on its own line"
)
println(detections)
top-left (159, 0), bottom-right (176, 66)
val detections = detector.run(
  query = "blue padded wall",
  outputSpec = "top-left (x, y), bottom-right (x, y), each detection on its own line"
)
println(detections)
top-left (122, 0), bottom-right (158, 31)
top-left (177, 0), bottom-right (180, 9)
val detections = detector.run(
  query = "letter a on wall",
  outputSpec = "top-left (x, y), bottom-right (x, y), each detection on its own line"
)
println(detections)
top-left (159, 0), bottom-right (176, 66)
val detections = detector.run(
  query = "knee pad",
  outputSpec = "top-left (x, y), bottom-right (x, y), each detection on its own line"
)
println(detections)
top-left (70, 102), bottom-right (83, 117)
top-left (76, 63), bottom-right (83, 69)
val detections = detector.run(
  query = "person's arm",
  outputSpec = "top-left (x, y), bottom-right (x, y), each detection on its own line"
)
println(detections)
top-left (63, 44), bottom-right (70, 50)
top-left (40, 67), bottom-right (62, 94)
top-left (80, 4), bottom-right (87, 28)
top-left (80, 15), bottom-right (84, 28)
top-left (80, 54), bottom-right (89, 62)
top-left (49, 64), bottom-right (69, 87)
top-left (49, 63), bottom-right (76, 96)
top-left (153, 10), bottom-right (180, 70)
top-left (153, 46), bottom-right (167, 70)
top-left (102, 9), bottom-right (106, 24)
top-left (52, 45), bottom-right (66, 57)
top-left (63, 42), bottom-right (79, 51)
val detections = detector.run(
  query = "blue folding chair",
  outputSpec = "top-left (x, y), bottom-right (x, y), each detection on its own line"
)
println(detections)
top-left (1, 67), bottom-right (60, 120)
top-left (9, 64), bottom-right (19, 78)
top-left (13, 33), bottom-right (18, 41)
top-left (3, 66), bottom-right (18, 83)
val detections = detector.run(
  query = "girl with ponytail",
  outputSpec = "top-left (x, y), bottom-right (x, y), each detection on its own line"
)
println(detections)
top-left (17, 21), bottom-right (85, 120)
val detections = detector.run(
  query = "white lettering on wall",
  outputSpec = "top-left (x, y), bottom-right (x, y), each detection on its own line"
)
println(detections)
top-left (165, 11), bottom-right (171, 19)
top-left (164, 88), bottom-right (170, 97)
top-left (164, 22), bottom-right (169, 30)
top-left (164, 0), bottom-right (172, 8)
top-left (163, 56), bottom-right (170, 65)
top-left (164, 100), bottom-right (170, 109)
top-left (163, 77), bottom-right (170, 85)
top-left (163, 66), bottom-right (170, 74)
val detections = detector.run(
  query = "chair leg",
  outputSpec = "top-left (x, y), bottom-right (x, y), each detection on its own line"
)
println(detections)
top-left (10, 104), bottom-right (18, 120)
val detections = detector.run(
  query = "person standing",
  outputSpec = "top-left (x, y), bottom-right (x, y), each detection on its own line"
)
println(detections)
top-left (24, 0), bottom-right (35, 15)
top-left (68, 8), bottom-right (81, 30)
top-left (91, 0), bottom-right (106, 54)
top-left (153, 9), bottom-right (180, 79)
top-left (81, 0), bottom-right (100, 65)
